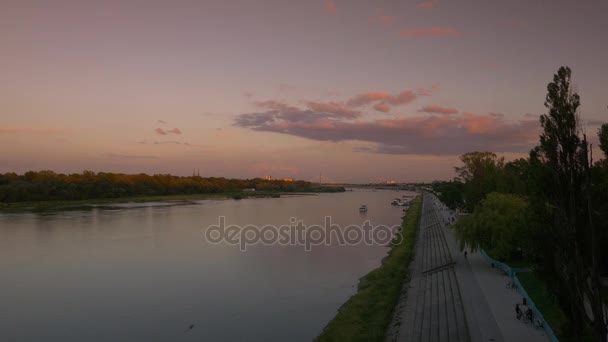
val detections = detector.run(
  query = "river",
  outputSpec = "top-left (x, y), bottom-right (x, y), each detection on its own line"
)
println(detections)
top-left (0, 189), bottom-right (413, 341)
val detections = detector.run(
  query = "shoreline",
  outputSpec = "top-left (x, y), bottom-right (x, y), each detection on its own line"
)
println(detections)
top-left (316, 196), bottom-right (422, 341)
top-left (0, 190), bottom-right (335, 212)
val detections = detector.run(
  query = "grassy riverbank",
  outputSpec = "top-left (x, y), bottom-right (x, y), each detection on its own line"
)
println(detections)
top-left (317, 196), bottom-right (422, 341)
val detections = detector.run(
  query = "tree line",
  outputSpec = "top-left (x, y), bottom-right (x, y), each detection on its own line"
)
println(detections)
top-left (434, 67), bottom-right (608, 340)
top-left (0, 171), bottom-right (333, 202)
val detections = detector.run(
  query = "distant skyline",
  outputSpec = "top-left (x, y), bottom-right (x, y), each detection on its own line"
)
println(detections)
top-left (1, 0), bottom-right (607, 183)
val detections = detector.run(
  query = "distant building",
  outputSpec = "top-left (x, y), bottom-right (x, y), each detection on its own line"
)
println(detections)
top-left (263, 175), bottom-right (294, 182)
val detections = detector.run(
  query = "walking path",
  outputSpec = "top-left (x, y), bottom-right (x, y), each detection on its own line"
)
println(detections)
top-left (388, 193), bottom-right (550, 342)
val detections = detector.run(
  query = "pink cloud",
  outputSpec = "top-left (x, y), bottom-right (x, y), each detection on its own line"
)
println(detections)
top-left (155, 128), bottom-right (167, 135)
top-left (0, 126), bottom-right (68, 135)
top-left (368, 15), bottom-right (395, 27)
top-left (386, 90), bottom-right (417, 105)
top-left (306, 101), bottom-right (361, 118)
top-left (168, 128), bottom-right (182, 134)
top-left (373, 103), bottom-right (391, 113)
top-left (234, 110), bottom-right (541, 156)
top-left (346, 91), bottom-right (392, 107)
top-left (323, 1), bottom-right (336, 15)
top-left (416, 0), bottom-right (437, 10)
top-left (418, 105), bottom-right (458, 115)
top-left (460, 112), bottom-right (501, 134)
top-left (400, 27), bottom-right (462, 37)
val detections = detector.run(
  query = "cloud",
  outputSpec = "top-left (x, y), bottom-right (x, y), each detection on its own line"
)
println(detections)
top-left (100, 153), bottom-right (158, 159)
top-left (373, 103), bottom-right (391, 113)
top-left (234, 110), bottom-right (541, 156)
top-left (0, 126), bottom-right (68, 135)
top-left (346, 92), bottom-right (392, 107)
top-left (416, 0), bottom-right (437, 10)
top-left (523, 113), bottom-right (537, 118)
top-left (306, 101), bottom-right (361, 118)
top-left (153, 141), bottom-right (182, 145)
top-left (386, 90), bottom-right (417, 105)
top-left (254, 100), bottom-right (299, 112)
top-left (155, 127), bottom-right (182, 135)
top-left (346, 88), bottom-right (433, 108)
top-left (418, 105), bottom-right (458, 115)
top-left (368, 15), bottom-right (395, 27)
top-left (400, 27), bottom-right (462, 37)
top-left (323, 1), bottom-right (336, 15)
top-left (157, 120), bottom-right (167, 124)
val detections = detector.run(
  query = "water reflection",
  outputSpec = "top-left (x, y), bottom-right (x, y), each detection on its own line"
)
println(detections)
top-left (0, 189), bottom-right (413, 341)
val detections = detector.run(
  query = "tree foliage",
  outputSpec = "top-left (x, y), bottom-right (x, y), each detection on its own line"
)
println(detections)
top-left (454, 151), bottom-right (505, 211)
top-left (527, 66), bottom-right (606, 339)
top-left (454, 192), bottom-right (528, 261)
top-left (0, 171), bottom-right (326, 202)
top-left (599, 123), bottom-right (608, 158)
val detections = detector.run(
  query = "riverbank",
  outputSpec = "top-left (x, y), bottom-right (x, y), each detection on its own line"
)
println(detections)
top-left (316, 196), bottom-right (422, 341)
top-left (0, 188), bottom-right (344, 212)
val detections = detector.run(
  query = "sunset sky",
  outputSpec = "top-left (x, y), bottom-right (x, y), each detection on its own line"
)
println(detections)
top-left (1, 0), bottom-right (607, 183)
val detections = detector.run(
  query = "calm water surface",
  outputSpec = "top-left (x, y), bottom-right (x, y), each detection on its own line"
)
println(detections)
top-left (0, 189), bottom-right (413, 341)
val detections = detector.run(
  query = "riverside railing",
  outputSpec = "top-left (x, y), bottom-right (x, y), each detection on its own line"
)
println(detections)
top-left (479, 249), bottom-right (559, 342)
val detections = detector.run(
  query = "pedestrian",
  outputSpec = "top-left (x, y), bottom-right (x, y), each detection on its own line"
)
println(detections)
top-left (464, 251), bottom-right (468, 259)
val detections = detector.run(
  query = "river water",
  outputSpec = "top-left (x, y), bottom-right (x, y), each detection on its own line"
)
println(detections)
top-left (0, 189), bottom-right (413, 341)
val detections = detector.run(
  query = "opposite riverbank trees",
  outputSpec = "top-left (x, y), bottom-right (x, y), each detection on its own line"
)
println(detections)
top-left (0, 171), bottom-right (344, 204)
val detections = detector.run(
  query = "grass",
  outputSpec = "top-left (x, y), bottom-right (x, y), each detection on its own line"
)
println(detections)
top-left (316, 196), bottom-right (422, 341)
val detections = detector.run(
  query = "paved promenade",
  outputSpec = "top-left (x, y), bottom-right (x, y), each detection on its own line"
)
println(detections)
top-left (388, 193), bottom-right (549, 342)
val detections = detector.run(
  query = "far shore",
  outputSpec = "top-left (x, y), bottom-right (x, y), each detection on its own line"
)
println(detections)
top-left (0, 190), bottom-right (356, 213)
top-left (0, 190), bottom-right (334, 212)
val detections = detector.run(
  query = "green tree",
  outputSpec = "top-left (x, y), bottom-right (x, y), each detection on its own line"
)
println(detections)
top-left (454, 151), bottom-right (505, 212)
top-left (599, 123), bottom-right (608, 158)
top-left (530, 66), bottom-right (606, 340)
top-left (454, 192), bottom-right (528, 261)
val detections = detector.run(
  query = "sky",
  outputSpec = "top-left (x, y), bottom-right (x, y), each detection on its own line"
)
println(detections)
top-left (1, 0), bottom-right (607, 183)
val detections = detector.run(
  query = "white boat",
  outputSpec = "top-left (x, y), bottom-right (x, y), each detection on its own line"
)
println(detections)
top-left (359, 205), bottom-right (368, 212)
top-left (391, 199), bottom-right (409, 207)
